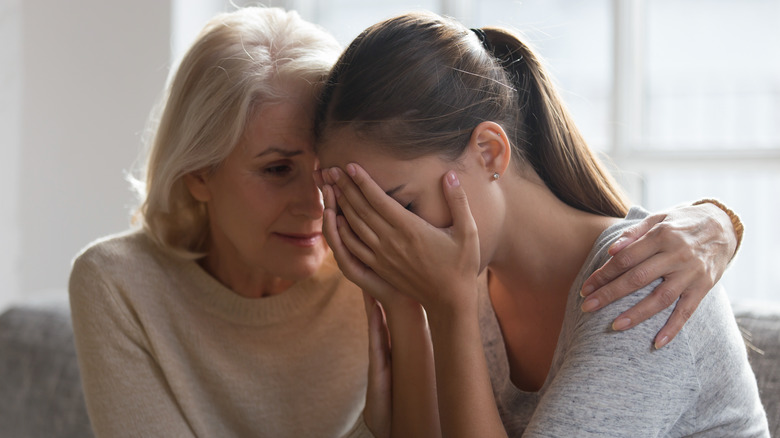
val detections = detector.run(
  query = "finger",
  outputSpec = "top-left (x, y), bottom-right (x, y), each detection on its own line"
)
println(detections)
top-left (313, 169), bottom-right (325, 189)
top-left (362, 290), bottom-right (377, 318)
top-left (333, 181), bottom-right (382, 249)
top-left (653, 286), bottom-right (707, 349)
top-left (365, 298), bottom-right (392, 438)
top-left (322, 203), bottom-right (351, 265)
top-left (607, 213), bottom-right (666, 256)
top-left (322, 184), bottom-right (338, 213)
top-left (581, 227), bottom-right (665, 297)
top-left (441, 170), bottom-right (478, 240)
top-left (329, 167), bottom-right (390, 233)
top-left (326, 209), bottom-right (396, 301)
top-left (368, 300), bottom-right (391, 367)
top-left (608, 271), bottom-right (693, 331)
top-left (345, 163), bottom-right (418, 225)
top-left (581, 252), bottom-right (671, 313)
top-left (337, 215), bottom-right (379, 268)
top-left (323, 206), bottom-right (369, 280)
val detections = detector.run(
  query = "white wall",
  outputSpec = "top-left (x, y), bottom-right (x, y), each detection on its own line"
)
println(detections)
top-left (0, 0), bottom-right (172, 309)
top-left (0, 0), bottom-right (23, 310)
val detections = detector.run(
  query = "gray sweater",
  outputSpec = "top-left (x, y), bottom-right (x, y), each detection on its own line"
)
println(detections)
top-left (479, 207), bottom-right (769, 437)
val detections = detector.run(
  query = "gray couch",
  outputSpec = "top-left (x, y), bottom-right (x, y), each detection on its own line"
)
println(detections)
top-left (1, 303), bottom-right (778, 437)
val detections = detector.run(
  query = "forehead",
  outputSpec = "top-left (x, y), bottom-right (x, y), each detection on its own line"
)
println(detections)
top-left (318, 127), bottom-right (403, 171)
top-left (318, 127), bottom-right (380, 164)
top-left (317, 127), bottom-right (448, 190)
top-left (240, 95), bottom-right (315, 153)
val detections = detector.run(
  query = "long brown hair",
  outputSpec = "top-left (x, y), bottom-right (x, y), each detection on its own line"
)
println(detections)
top-left (316, 11), bottom-right (628, 217)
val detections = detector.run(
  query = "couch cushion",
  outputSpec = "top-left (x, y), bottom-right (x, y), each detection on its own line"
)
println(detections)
top-left (0, 304), bottom-right (94, 438)
top-left (737, 313), bottom-right (780, 437)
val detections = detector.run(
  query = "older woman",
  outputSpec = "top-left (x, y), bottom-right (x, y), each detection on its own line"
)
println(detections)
top-left (69, 6), bottom-right (741, 438)
top-left (69, 8), bottom-right (369, 438)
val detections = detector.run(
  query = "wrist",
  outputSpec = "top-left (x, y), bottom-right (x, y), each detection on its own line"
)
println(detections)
top-left (425, 284), bottom-right (479, 332)
top-left (383, 297), bottom-right (427, 327)
top-left (692, 198), bottom-right (743, 258)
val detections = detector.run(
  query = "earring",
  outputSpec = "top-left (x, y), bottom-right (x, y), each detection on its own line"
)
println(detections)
top-left (492, 172), bottom-right (500, 180)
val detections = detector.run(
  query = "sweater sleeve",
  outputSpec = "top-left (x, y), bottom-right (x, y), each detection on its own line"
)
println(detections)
top-left (522, 279), bottom-right (700, 438)
top-left (69, 248), bottom-right (196, 438)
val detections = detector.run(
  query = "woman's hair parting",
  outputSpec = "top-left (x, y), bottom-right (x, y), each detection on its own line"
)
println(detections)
top-left (316, 11), bottom-right (628, 217)
top-left (132, 7), bottom-right (342, 258)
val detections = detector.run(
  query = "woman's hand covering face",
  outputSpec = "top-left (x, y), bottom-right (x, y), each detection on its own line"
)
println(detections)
top-left (318, 164), bottom-right (481, 316)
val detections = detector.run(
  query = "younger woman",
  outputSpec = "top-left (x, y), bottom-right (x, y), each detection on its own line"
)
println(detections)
top-left (316, 12), bottom-right (768, 437)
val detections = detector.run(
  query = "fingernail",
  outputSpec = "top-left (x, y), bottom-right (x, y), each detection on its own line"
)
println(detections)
top-left (447, 171), bottom-right (459, 187)
top-left (346, 163), bottom-right (356, 177)
top-left (581, 297), bottom-right (599, 312)
top-left (611, 237), bottom-right (627, 251)
top-left (329, 167), bottom-right (340, 181)
top-left (655, 335), bottom-right (669, 349)
top-left (580, 284), bottom-right (594, 297)
top-left (612, 317), bottom-right (631, 331)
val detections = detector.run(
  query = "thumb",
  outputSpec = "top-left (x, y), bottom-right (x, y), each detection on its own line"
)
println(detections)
top-left (609, 213), bottom-right (665, 255)
top-left (442, 171), bottom-right (477, 240)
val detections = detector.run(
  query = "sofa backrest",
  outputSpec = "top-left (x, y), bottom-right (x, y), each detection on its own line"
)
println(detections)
top-left (0, 304), bottom-right (94, 438)
top-left (0, 305), bottom-right (778, 437)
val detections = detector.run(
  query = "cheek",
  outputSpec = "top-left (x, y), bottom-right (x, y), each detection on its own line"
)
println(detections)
top-left (417, 193), bottom-right (453, 229)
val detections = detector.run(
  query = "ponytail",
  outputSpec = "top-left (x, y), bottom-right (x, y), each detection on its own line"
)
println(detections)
top-left (481, 27), bottom-right (628, 217)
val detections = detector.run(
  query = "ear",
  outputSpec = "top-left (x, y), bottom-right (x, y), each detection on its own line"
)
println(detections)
top-left (468, 121), bottom-right (512, 178)
top-left (183, 170), bottom-right (212, 202)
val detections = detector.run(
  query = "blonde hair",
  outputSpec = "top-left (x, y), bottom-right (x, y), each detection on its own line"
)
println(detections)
top-left (317, 12), bottom-right (628, 217)
top-left (132, 7), bottom-right (341, 258)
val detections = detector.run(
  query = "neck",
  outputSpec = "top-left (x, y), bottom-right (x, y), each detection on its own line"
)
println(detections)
top-left (199, 253), bottom-right (294, 299)
top-left (488, 174), bottom-right (619, 301)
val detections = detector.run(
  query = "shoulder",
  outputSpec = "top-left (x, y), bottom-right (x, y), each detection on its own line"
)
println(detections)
top-left (68, 228), bottom-right (176, 306)
top-left (585, 206), bottom-right (651, 273)
top-left (70, 228), bottom-right (165, 278)
top-left (558, 205), bottom-right (698, 384)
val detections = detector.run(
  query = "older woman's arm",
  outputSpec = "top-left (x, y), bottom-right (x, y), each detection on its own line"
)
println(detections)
top-left (69, 254), bottom-right (196, 438)
top-left (580, 200), bottom-right (742, 348)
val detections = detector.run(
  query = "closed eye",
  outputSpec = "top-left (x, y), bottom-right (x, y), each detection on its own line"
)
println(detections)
top-left (263, 163), bottom-right (293, 176)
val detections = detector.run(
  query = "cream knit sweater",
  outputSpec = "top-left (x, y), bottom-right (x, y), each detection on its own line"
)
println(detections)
top-left (69, 229), bottom-right (373, 438)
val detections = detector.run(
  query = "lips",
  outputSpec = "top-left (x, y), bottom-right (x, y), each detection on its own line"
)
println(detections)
top-left (273, 232), bottom-right (323, 247)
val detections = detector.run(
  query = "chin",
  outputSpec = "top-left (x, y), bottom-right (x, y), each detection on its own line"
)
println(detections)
top-left (280, 250), bottom-right (329, 281)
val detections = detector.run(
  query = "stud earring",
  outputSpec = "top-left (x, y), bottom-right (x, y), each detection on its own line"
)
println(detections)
top-left (492, 172), bottom-right (500, 180)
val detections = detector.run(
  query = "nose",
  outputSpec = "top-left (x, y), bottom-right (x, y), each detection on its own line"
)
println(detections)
top-left (290, 170), bottom-right (324, 220)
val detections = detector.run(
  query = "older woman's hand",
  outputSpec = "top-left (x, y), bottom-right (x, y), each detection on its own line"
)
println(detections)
top-left (580, 202), bottom-right (739, 348)
top-left (362, 293), bottom-right (391, 438)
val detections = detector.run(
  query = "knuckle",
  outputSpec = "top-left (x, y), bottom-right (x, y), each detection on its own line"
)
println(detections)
top-left (677, 305), bottom-right (695, 322)
top-left (589, 270), bottom-right (608, 286)
top-left (596, 287), bottom-right (616, 305)
top-left (354, 204), bottom-right (371, 221)
top-left (613, 252), bottom-right (634, 270)
top-left (627, 267), bottom-right (650, 288)
top-left (464, 221), bottom-right (479, 239)
top-left (628, 307), bottom-right (648, 324)
top-left (647, 221), bottom-right (670, 239)
top-left (621, 227), bottom-right (638, 238)
top-left (652, 285), bottom-right (679, 309)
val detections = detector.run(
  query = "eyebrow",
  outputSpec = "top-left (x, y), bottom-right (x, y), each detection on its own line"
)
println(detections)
top-left (255, 147), bottom-right (304, 158)
top-left (385, 184), bottom-right (406, 197)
